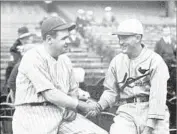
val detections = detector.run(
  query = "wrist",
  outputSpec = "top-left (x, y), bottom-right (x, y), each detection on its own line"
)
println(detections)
top-left (97, 102), bottom-right (103, 111)
top-left (146, 118), bottom-right (157, 129)
top-left (98, 99), bottom-right (109, 110)
top-left (76, 100), bottom-right (86, 111)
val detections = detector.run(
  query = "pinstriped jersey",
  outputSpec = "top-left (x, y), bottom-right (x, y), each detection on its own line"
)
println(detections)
top-left (15, 45), bottom-right (78, 106)
top-left (100, 46), bottom-right (169, 119)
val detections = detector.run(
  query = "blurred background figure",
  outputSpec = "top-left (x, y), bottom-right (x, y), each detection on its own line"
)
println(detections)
top-left (3, 26), bottom-right (32, 94)
top-left (102, 6), bottom-right (116, 27)
top-left (6, 35), bottom-right (39, 103)
top-left (76, 9), bottom-right (86, 37)
top-left (85, 10), bottom-right (96, 26)
top-left (10, 26), bottom-right (32, 65)
top-left (68, 29), bottom-right (81, 48)
top-left (154, 26), bottom-right (176, 65)
top-left (155, 26), bottom-right (176, 102)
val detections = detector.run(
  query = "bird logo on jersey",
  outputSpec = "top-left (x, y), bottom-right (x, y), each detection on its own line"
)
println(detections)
top-left (111, 67), bottom-right (152, 91)
top-left (138, 67), bottom-right (149, 74)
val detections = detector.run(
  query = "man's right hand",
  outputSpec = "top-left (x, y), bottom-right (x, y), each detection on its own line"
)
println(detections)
top-left (77, 100), bottom-right (102, 117)
top-left (76, 100), bottom-right (91, 113)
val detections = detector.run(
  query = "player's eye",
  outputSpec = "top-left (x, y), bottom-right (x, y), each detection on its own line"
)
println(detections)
top-left (61, 36), bottom-right (69, 41)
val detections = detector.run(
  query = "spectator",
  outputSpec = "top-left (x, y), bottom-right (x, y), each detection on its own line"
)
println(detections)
top-left (154, 26), bottom-right (176, 66)
top-left (102, 6), bottom-right (116, 27)
top-left (7, 42), bottom-right (37, 103)
top-left (85, 10), bottom-right (96, 26)
top-left (76, 9), bottom-right (87, 37)
top-left (3, 26), bottom-right (32, 94)
top-left (154, 26), bottom-right (176, 94)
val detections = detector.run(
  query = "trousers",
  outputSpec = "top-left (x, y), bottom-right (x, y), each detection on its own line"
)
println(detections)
top-left (110, 102), bottom-right (169, 134)
top-left (13, 104), bottom-right (108, 134)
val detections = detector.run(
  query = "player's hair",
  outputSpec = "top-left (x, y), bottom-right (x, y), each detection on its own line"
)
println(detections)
top-left (42, 30), bottom-right (57, 40)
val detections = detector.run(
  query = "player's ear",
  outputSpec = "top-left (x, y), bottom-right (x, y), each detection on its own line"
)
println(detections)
top-left (135, 34), bottom-right (142, 42)
top-left (46, 35), bottom-right (53, 45)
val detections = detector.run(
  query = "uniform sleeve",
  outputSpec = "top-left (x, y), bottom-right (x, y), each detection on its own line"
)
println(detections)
top-left (19, 53), bottom-right (56, 93)
top-left (148, 57), bottom-right (169, 120)
top-left (98, 58), bottom-right (118, 110)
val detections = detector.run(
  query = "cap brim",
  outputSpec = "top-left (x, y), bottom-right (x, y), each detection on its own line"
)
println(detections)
top-left (112, 32), bottom-right (141, 36)
top-left (54, 23), bottom-right (76, 31)
top-left (19, 33), bottom-right (32, 39)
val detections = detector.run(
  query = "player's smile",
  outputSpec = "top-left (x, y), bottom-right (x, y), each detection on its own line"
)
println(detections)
top-left (120, 43), bottom-right (128, 53)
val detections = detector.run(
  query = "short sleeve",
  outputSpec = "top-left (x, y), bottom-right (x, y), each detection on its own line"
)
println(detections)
top-left (103, 58), bottom-right (117, 91)
top-left (19, 51), bottom-right (56, 93)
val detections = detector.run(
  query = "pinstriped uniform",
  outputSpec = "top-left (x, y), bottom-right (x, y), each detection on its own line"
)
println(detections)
top-left (99, 46), bottom-right (170, 134)
top-left (59, 114), bottom-right (108, 134)
top-left (13, 45), bottom-right (108, 134)
top-left (13, 105), bottom-right (62, 134)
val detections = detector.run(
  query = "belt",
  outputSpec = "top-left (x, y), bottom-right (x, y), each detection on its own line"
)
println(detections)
top-left (26, 102), bottom-right (53, 106)
top-left (119, 96), bottom-right (149, 104)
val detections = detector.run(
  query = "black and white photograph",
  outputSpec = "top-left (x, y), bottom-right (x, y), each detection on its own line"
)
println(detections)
top-left (0, 1), bottom-right (176, 134)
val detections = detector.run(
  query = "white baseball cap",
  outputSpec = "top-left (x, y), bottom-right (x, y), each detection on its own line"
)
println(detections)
top-left (113, 19), bottom-right (144, 35)
top-left (105, 6), bottom-right (112, 11)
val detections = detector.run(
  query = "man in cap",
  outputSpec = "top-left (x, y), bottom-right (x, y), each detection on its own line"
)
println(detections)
top-left (102, 6), bottom-right (116, 27)
top-left (7, 38), bottom-right (37, 103)
top-left (3, 26), bottom-right (33, 95)
top-left (12, 16), bottom-right (107, 134)
top-left (87, 19), bottom-right (170, 134)
top-left (10, 26), bottom-right (33, 63)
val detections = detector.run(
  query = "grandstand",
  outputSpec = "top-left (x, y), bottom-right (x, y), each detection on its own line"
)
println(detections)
top-left (1, 1), bottom-right (176, 92)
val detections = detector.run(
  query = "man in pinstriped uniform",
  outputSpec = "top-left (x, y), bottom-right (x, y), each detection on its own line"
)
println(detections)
top-left (12, 16), bottom-right (107, 134)
top-left (87, 19), bottom-right (170, 134)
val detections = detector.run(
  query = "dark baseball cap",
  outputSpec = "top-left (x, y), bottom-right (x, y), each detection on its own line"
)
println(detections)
top-left (18, 26), bottom-right (32, 39)
top-left (41, 16), bottom-right (76, 37)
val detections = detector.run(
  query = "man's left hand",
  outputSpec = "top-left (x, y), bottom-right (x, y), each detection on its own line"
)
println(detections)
top-left (142, 126), bottom-right (153, 134)
top-left (63, 109), bottom-right (77, 122)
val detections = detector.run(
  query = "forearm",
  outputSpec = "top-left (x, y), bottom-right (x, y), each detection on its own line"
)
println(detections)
top-left (42, 88), bottom-right (78, 110)
top-left (148, 61), bottom-right (169, 120)
top-left (148, 80), bottom-right (168, 119)
top-left (76, 100), bottom-right (88, 111)
top-left (98, 87), bottom-right (117, 110)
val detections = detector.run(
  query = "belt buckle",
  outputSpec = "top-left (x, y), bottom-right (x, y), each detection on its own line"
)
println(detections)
top-left (43, 102), bottom-right (47, 106)
top-left (133, 97), bottom-right (136, 103)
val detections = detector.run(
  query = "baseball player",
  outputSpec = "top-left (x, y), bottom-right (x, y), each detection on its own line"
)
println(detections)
top-left (87, 19), bottom-right (170, 134)
top-left (12, 16), bottom-right (107, 134)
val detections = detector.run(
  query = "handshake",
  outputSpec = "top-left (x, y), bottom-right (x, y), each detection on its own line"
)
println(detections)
top-left (77, 99), bottom-right (103, 118)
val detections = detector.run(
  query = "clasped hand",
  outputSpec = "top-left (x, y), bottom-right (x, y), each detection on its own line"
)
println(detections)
top-left (86, 100), bottom-right (102, 117)
top-left (82, 99), bottom-right (102, 117)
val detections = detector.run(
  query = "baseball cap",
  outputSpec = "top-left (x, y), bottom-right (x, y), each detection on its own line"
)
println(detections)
top-left (18, 26), bottom-right (32, 39)
top-left (41, 16), bottom-right (76, 37)
top-left (113, 19), bottom-right (143, 35)
top-left (105, 6), bottom-right (112, 11)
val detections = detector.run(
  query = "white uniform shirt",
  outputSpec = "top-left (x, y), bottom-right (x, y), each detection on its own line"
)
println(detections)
top-left (99, 46), bottom-right (169, 120)
top-left (15, 45), bottom-right (81, 110)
